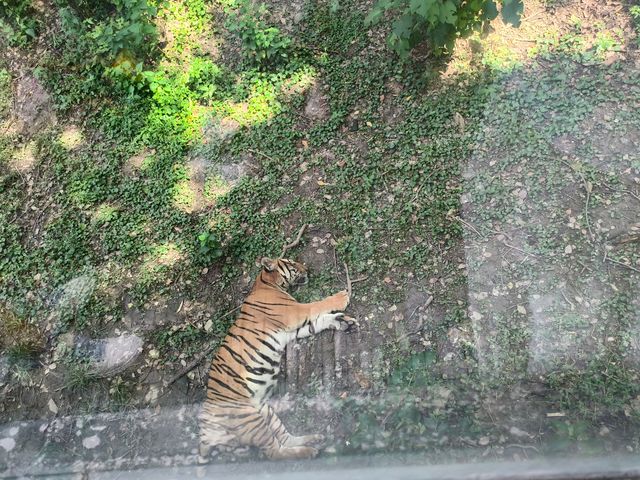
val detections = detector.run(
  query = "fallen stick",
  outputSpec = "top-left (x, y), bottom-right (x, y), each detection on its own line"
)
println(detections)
top-left (343, 261), bottom-right (352, 297)
top-left (342, 261), bottom-right (367, 298)
top-left (281, 224), bottom-right (307, 257)
top-left (163, 305), bottom-right (240, 388)
top-left (164, 344), bottom-right (217, 389)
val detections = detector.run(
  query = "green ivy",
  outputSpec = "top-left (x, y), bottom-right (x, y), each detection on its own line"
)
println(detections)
top-left (56, 0), bottom-right (159, 94)
top-left (0, 0), bottom-right (38, 45)
top-left (226, 0), bottom-right (292, 68)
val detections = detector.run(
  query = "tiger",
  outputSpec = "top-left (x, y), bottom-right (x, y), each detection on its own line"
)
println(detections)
top-left (198, 257), bottom-right (355, 461)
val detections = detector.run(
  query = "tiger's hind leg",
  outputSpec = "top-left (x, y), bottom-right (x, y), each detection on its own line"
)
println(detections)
top-left (198, 403), bottom-right (242, 461)
top-left (283, 433), bottom-right (325, 447)
top-left (226, 404), bottom-right (320, 460)
top-left (200, 403), bottom-right (318, 460)
top-left (198, 423), bottom-right (239, 462)
top-left (260, 404), bottom-right (325, 451)
top-left (264, 444), bottom-right (319, 460)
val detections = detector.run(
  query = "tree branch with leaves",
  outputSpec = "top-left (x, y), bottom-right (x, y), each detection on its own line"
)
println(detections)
top-left (365, 0), bottom-right (524, 58)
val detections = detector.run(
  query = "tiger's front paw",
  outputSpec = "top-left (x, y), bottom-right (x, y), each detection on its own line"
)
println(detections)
top-left (335, 314), bottom-right (358, 331)
top-left (331, 290), bottom-right (350, 311)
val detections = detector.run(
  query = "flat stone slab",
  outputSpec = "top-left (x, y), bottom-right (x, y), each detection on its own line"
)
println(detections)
top-left (0, 405), bottom-right (200, 477)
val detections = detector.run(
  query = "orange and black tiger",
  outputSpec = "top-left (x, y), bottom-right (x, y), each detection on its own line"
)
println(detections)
top-left (198, 257), bottom-right (355, 460)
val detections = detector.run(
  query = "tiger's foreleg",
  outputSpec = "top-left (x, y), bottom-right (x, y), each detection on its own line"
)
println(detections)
top-left (292, 312), bottom-right (356, 339)
top-left (303, 290), bottom-right (350, 321)
top-left (282, 290), bottom-right (350, 334)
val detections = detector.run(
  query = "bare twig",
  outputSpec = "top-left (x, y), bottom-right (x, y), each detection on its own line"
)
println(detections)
top-left (280, 224), bottom-right (307, 257)
top-left (610, 233), bottom-right (640, 246)
top-left (164, 345), bottom-right (217, 389)
top-left (627, 190), bottom-right (640, 202)
top-left (520, 9), bottom-right (544, 23)
top-left (397, 295), bottom-right (434, 343)
top-left (506, 444), bottom-right (540, 453)
top-left (452, 215), bottom-right (485, 238)
top-left (561, 160), bottom-right (594, 238)
top-left (163, 305), bottom-right (241, 388)
top-left (560, 289), bottom-right (575, 311)
top-left (584, 183), bottom-right (593, 239)
top-left (502, 242), bottom-right (538, 258)
top-left (407, 303), bottom-right (422, 323)
top-left (424, 295), bottom-right (434, 308)
top-left (343, 261), bottom-right (352, 297)
top-left (247, 148), bottom-right (276, 163)
top-left (601, 182), bottom-right (640, 203)
top-left (1, 118), bottom-right (15, 135)
top-left (605, 257), bottom-right (640, 274)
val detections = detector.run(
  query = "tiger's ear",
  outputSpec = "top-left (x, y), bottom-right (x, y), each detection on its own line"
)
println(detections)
top-left (260, 257), bottom-right (277, 272)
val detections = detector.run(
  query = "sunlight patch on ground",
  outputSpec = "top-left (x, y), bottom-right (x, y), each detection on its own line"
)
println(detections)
top-left (132, 242), bottom-right (186, 301)
top-left (280, 68), bottom-right (317, 97)
top-left (91, 203), bottom-right (119, 225)
top-left (59, 125), bottom-right (83, 150)
top-left (9, 141), bottom-right (37, 173)
top-left (204, 174), bottom-right (231, 200)
top-left (0, 118), bottom-right (19, 136)
top-left (445, 0), bottom-right (627, 78)
top-left (171, 177), bottom-right (197, 213)
top-left (214, 65), bottom-right (317, 126)
top-left (157, 0), bottom-right (217, 65)
top-left (123, 149), bottom-right (155, 178)
top-left (144, 242), bottom-right (185, 269)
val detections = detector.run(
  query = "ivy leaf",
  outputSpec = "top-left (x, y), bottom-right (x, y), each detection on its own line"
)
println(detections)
top-left (364, 7), bottom-right (384, 25)
top-left (501, 0), bottom-right (523, 27)
top-left (482, 0), bottom-right (499, 21)
top-left (431, 22), bottom-right (456, 53)
top-left (409, 0), bottom-right (424, 15)
top-left (393, 14), bottom-right (416, 38)
top-left (409, 0), bottom-right (436, 17)
top-left (365, 0), bottom-right (389, 25)
top-left (439, 0), bottom-right (457, 24)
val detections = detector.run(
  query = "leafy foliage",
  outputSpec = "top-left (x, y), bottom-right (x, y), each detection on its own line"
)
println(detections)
top-left (186, 56), bottom-right (224, 104)
top-left (627, 5), bottom-right (640, 47)
top-left (365, 0), bottom-right (524, 57)
top-left (57, 0), bottom-right (158, 93)
top-left (197, 231), bottom-right (224, 265)
top-left (0, 306), bottom-right (45, 359)
top-left (0, 0), bottom-right (38, 45)
top-left (226, 0), bottom-right (291, 67)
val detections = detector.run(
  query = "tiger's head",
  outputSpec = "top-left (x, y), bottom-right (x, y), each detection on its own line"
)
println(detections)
top-left (260, 257), bottom-right (308, 289)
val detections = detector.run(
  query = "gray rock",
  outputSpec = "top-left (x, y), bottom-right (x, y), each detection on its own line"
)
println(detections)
top-left (304, 83), bottom-right (330, 121)
top-left (12, 75), bottom-right (57, 137)
top-left (63, 334), bottom-right (143, 378)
